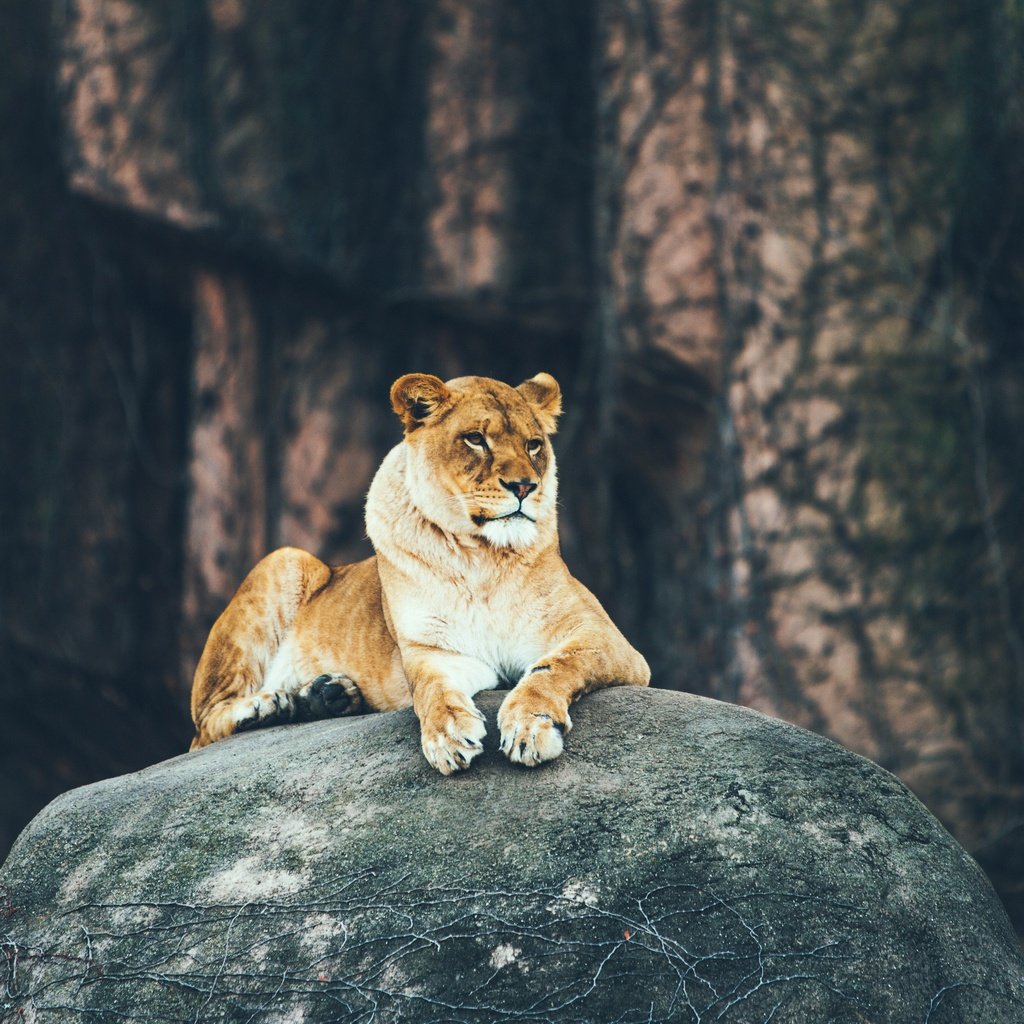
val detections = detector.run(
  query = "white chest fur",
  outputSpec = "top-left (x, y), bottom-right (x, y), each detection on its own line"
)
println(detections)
top-left (392, 569), bottom-right (548, 686)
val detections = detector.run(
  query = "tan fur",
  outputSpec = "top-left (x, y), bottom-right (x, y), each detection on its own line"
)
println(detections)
top-left (190, 372), bottom-right (650, 772)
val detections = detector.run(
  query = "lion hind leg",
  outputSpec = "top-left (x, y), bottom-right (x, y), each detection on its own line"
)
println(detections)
top-left (191, 689), bottom-right (301, 749)
top-left (190, 547), bottom-right (334, 749)
top-left (293, 673), bottom-right (363, 721)
top-left (190, 674), bottom-right (364, 750)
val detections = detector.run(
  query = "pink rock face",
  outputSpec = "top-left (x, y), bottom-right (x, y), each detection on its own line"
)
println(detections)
top-left (599, 4), bottom-right (722, 384)
top-left (276, 321), bottom-right (382, 563)
top-left (595, 0), bottom-right (1023, 849)
top-left (181, 271), bottom-right (268, 681)
top-left (423, 0), bottom-right (516, 295)
top-left (60, 0), bottom-right (211, 226)
top-left (57, 0), bottom-right (591, 308)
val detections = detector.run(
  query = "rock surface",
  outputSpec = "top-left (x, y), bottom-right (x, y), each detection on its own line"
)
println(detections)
top-left (2, 689), bottom-right (1022, 1022)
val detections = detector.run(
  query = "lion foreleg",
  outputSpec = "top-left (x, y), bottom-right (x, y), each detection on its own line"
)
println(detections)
top-left (403, 647), bottom-right (494, 775)
top-left (497, 636), bottom-right (650, 767)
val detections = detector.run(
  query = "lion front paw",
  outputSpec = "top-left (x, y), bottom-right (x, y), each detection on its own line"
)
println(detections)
top-left (420, 697), bottom-right (487, 776)
top-left (497, 692), bottom-right (572, 767)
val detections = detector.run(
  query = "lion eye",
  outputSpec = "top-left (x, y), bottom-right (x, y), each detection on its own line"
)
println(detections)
top-left (463, 431), bottom-right (487, 451)
top-left (526, 438), bottom-right (543, 456)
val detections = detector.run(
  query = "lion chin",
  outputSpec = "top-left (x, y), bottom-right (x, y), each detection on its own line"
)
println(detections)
top-left (189, 371), bottom-right (650, 776)
top-left (480, 515), bottom-right (538, 550)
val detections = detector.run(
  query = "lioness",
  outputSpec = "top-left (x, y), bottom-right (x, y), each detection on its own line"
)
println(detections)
top-left (190, 372), bottom-right (650, 773)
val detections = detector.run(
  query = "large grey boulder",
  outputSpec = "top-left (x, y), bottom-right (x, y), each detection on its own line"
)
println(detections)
top-left (2, 689), bottom-right (1022, 1022)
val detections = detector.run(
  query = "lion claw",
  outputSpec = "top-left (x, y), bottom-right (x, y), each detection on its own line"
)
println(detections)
top-left (421, 702), bottom-right (487, 775)
top-left (497, 703), bottom-right (571, 767)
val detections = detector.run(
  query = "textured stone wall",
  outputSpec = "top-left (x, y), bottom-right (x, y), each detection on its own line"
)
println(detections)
top-left (592, 0), bottom-right (1024, 849)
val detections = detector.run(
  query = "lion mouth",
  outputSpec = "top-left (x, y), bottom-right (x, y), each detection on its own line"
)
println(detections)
top-left (472, 510), bottom-right (535, 526)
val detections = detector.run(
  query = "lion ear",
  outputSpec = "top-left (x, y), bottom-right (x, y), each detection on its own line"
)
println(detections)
top-left (390, 373), bottom-right (452, 431)
top-left (517, 373), bottom-right (562, 434)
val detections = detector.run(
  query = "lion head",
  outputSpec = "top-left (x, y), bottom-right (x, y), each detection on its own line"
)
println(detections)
top-left (389, 372), bottom-right (563, 550)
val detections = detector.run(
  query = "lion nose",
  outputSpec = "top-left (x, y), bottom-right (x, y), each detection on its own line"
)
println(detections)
top-left (500, 478), bottom-right (537, 501)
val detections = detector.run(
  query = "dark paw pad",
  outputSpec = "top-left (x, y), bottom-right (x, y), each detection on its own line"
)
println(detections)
top-left (298, 674), bottom-right (360, 720)
top-left (318, 680), bottom-right (353, 715)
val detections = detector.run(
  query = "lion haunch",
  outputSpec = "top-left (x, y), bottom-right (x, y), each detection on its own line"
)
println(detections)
top-left (190, 372), bottom-right (650, 774)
